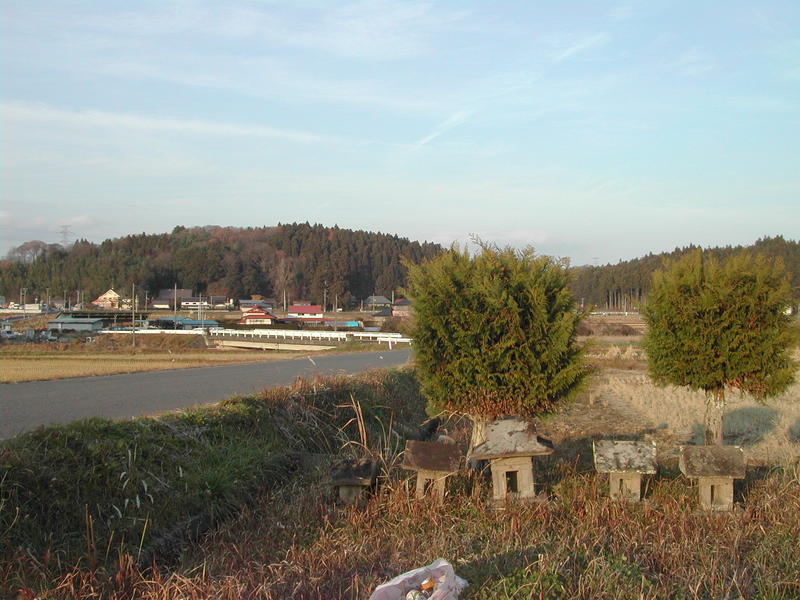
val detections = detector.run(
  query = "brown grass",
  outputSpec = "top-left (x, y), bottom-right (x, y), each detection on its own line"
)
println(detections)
top-left (15, 463), bottom-right (800, 599)
top-left (599, 369), bottom-right (800, 465)
top-left (0, 351), bottom-right (309, 383)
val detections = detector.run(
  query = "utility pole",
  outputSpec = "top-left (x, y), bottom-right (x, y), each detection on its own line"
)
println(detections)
top-left (174, 283), bottom-right (178, 321)
top-left (21, 288), bottom-right (27, 314)
top-left (131, 283), bottom-right (136, 353)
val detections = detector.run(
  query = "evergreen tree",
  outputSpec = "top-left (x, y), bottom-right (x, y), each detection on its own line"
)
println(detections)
top-left (405, 243), bottom-right (589, 452)
top-left (642, 250), bottom-right (796, 445)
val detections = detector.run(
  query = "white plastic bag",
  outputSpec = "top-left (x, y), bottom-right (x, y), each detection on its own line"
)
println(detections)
top-left (368, 558), bottom-right (468, 600)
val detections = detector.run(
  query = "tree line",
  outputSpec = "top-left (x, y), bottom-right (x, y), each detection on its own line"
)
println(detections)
top-left (569, 235), bottom-right (800, 309)
top-left (0, 223), bottom-right (442, 308)
top-left (3, 228), bottom-right (798, 310)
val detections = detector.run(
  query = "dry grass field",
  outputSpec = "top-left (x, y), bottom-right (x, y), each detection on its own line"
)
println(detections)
top-left (578, 343), bottom-right (800, 466)
top-left (0, 350), bottom-right (310, 383)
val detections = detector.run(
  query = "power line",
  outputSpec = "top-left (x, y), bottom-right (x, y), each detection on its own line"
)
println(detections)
top-left (59, 225), bottom-right (73, 248)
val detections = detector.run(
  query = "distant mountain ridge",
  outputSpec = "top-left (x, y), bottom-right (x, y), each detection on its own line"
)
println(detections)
top-left (0, 223), bottom-right (442, 308)
top-left (568, 236), bottom-right (800, 309)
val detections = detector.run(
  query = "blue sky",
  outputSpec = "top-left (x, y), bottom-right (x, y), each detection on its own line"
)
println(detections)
top-left (2, 1), bottom-right (798, 265)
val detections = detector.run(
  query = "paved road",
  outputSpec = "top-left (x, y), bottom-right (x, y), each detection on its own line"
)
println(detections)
top-left (0, 349), bottom-right (411, 439)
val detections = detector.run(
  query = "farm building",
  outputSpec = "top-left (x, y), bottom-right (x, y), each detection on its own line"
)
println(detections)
top-left (48, 317), bottom-right (105, 334)
top-left (238, 298), bottom-right (276, 311)
top-left (180, 296), bottom-right (231, 310)
top-left (364, 295), bottom-right (392, 310)
top-left (151, 317), bottom-right (219, 330)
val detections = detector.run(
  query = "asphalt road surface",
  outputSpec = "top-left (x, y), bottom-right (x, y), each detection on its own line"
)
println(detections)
top-left (0, 349), bottom-right (411, 439)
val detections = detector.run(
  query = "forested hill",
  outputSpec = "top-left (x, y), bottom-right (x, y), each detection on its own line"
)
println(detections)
top-left (569, 236), bottom-right (800, 309)
top-left (0, 224), bottom-right (442, 307)
top-left (4, 229), bottom-right (797, 310)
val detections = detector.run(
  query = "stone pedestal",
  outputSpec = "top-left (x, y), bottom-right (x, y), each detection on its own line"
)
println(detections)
top-left (414, 469), bottom-right (448, 499)
top-left (470, 417), bottom-right (553, 505)
top-left (697, 476), bottom-right (735, 511)
top-left (489, 456), bottom-right (536, 502)
top-left (608, 473), bottom-right (642, 502)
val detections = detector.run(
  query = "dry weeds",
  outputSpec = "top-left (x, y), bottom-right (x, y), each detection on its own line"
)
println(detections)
top-left (0, 351), bottom-right (309, 383)
top-left (593, 355), bottom-right (800, 465)
top-left (18, 465), bottom-right (800, 599)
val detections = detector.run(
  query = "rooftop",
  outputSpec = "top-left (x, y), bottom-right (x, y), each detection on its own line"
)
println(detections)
top-left (593, 440), bottom-right (657, 474)
top-left (471, 416), bottom-right (554, 460)
top-left (679, 446), bottom-right (746, 479)
top-left (402, 440), bottom-right (462, 473)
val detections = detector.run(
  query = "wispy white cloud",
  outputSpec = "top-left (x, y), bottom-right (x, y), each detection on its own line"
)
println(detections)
top-left (553, 33), bottom-right (610, 62)
top-left (7, 2), bottom-right (468, 61)
top-left (667, 47), bottom-right (716, 75)
top-left (414, 109), bottom-right (476, 147)
top-left (2, 102), bottom-right (327, 144)
top-left (608, 3), bottom-right (634, 22)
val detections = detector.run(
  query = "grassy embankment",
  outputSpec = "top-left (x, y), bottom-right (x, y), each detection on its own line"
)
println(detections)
top-left (0, 368), bottom-right (426, 596)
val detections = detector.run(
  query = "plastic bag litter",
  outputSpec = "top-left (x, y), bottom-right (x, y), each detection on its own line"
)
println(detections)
top-left (368, 558), bottom-right (468, 600)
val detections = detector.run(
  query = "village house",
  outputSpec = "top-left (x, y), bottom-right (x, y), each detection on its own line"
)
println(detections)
top-left (593, 440), bottom-right (657, 502)
top-left (91, 289), bottom-right (123, 309)
top-left (392, 297), bottom-right (412, 318)
top-left (364, 295), bottom-right (392, 310)
top-left (239, 306), bottom-right (277, 325)
top-left (152, 288), bottom-right (193, 309)
top-left (287, 304), bottom-right (325, 323)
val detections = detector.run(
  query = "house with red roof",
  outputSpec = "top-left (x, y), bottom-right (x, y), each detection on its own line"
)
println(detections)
top-left (287, 304), bottom-right (325, 323)
top-left (239, 306), bottom-right (278, 325)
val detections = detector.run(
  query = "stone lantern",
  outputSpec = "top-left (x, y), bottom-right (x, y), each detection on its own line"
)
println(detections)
top-left (330, 457), bottom-right (377, 504)
top-left (593, 440), bottom-right (657, 502)
top-left (679, 445), bottom-right (746, 512)
top-left (470, 416), bottom-right (553, 504)
top-left (402, 440), bottom-right (462, 500)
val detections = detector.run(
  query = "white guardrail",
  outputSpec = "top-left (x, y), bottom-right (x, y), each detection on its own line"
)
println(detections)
top-left (209, 328), bottom-right (411, 344)
top-left (99, 329), bottom-right (205, 335)
top-left (100, 328), bottom-right (412, 344)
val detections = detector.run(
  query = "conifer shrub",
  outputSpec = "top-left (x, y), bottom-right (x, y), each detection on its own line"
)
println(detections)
top-left (643, 250), bottom-right (797, 444)
top-left (404, 244), bottom-right (589, 446)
